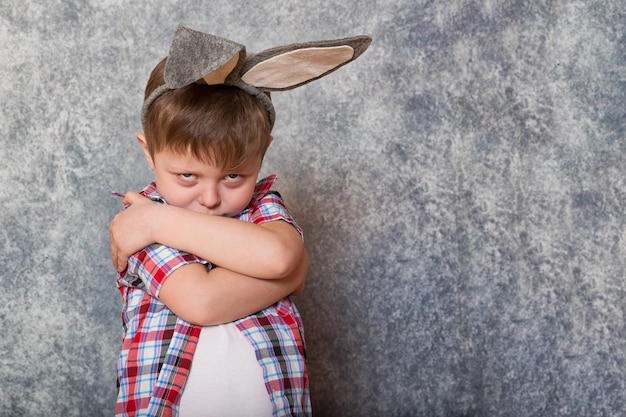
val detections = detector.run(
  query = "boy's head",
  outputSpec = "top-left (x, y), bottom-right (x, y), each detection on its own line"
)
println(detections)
top-left (142, 57), bottom-right (273, 171)
top-left (138, 26), bottom-right (371, 170)
top-left (137, 57), bottom-right (274, 216)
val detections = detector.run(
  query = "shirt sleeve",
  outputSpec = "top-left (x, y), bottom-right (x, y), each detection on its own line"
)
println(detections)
top-left (249, 192), bottom-right (304, 239)
top-left (122, 244), bottom-right (209, 299)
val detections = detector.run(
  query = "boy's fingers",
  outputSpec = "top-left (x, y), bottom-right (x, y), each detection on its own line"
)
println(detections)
top-left (110, 243), bottom-right (128, 272)
top-left (122, 190), bottom-right (146, 205)
top-left (109, 226), bottom-right (118, 270)
top-left (116, 256), bottom-right (128, 272)
top-left (123, 191), bottom-right (157, 208)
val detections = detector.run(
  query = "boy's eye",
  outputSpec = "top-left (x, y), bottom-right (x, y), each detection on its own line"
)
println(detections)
top-left (225, 174), bottom-right (241, 181)
top-left (179, 173), bottom-right (197, 181)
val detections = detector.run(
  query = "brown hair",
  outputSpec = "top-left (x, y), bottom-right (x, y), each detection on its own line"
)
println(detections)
top-left (142, 58), bottom-right (273, 169)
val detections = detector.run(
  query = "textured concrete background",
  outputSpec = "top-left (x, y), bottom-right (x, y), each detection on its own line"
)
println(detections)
top-left (1, 1), bottom-right (624, 416)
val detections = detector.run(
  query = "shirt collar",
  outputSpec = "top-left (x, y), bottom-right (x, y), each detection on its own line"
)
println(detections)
top-left (251, 174), bottom-right (278, 202)
top-left (140, 182), bottom-right (166, 203)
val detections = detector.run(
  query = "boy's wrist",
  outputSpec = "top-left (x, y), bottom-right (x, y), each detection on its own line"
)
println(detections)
top-left (148, 203), bottom-right (169, 244)
top-left (151, 203), bottom-right (182, 244)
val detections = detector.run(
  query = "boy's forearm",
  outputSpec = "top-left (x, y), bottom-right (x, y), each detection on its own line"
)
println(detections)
top-left (152, 204), bottom-right (302, 279)
top-left (159, 250), bottom-right (307, 325)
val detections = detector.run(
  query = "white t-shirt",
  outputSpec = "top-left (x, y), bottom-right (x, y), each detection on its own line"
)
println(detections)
top-left (178, 323), bottom-right (273, 417)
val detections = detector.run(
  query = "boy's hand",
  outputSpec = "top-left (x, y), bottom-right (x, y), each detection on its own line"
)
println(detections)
top-left (109, 191), bottom-right (158, 272)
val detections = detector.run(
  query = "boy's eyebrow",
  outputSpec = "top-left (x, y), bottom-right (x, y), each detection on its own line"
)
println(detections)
top-left (161, 158), bottom-right (206, 172)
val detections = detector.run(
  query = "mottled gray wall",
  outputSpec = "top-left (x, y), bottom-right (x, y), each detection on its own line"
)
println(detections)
top-left (1, 1), bottom-right (624, 416)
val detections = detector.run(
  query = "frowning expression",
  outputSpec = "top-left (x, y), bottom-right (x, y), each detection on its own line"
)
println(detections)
top-left (147, 148), bottom-right (263, 217)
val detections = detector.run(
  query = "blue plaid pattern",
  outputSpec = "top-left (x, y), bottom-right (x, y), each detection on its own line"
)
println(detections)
top-left (236, 299), bottom-right (310, 416)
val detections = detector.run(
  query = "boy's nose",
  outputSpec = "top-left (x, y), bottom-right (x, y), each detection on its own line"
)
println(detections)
top-left (198, 186), bottom-right (221, 209)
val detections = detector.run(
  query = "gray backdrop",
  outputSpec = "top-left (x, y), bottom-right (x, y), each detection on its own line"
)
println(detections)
top-left (1, 1), bottom-right (624, 416)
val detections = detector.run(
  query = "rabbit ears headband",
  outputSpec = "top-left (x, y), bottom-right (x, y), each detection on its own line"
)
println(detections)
top-left (141, 25), bottom-right (372, 129)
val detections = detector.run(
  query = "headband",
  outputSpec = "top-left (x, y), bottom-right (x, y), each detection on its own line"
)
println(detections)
top-left (141, 25), bottom-right (372, 130)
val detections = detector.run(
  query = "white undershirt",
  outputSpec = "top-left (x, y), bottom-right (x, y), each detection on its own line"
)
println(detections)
top-left (178, 322), bottom-right (273, 417)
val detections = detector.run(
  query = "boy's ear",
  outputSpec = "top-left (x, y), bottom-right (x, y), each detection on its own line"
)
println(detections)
top-left (136, 133), bottom-right (155, 170)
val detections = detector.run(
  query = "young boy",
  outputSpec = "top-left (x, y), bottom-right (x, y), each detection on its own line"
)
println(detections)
top-left (109, 26), bottom-right (371, 417)
top-left (112, 61), bottom-right (309, 417)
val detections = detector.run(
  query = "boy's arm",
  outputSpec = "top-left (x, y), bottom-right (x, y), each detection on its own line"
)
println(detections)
top-left (110, 191), bottom-right (303, 279)
top-left (159, 249), bottom-right (307, 325)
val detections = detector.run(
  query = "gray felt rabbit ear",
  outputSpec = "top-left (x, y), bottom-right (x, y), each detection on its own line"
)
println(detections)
top-left (239, 36), bottom-right (372, 91)
top-left (164, 25), bottom-right (246, 88)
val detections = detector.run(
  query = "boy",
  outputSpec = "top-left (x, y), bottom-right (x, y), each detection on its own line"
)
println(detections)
top-left (110, 26), bottom-right (371, 416)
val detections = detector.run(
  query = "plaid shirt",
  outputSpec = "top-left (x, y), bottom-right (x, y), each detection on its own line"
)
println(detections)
top-left (115, 175), bottom-right (311, 417)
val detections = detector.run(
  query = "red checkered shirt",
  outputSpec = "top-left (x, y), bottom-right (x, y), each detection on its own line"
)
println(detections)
top-left (115, 175), bottom-right (311, 416)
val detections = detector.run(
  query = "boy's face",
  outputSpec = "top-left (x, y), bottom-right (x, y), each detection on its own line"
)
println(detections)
top-left (138, 135), bottom-right (263, 217)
